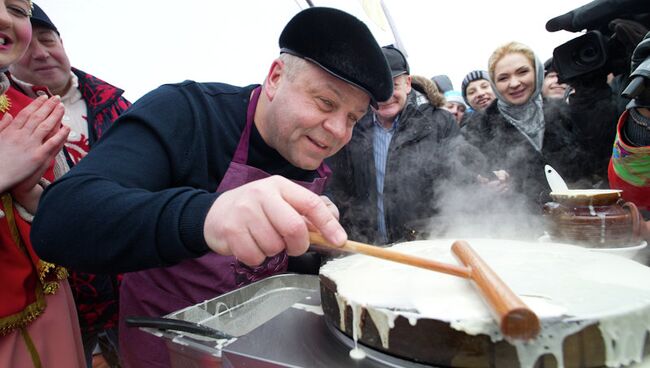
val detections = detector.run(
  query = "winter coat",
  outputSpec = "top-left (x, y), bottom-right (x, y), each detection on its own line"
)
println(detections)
top-left (461, 99), bottom-right (587, 210)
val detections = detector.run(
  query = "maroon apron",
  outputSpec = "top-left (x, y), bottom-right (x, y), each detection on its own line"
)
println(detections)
top-left (119, 87), bottom-right (330, 368)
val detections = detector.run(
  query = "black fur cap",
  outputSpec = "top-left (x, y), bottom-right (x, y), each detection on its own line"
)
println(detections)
top-left (279, 7), bottom-right (393, 107)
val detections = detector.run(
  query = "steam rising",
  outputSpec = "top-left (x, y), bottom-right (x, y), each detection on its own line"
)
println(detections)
top-left (426, 177), bottom-right (546, 241)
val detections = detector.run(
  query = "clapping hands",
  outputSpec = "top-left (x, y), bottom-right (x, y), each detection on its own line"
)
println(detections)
top-left (0, 95), bottom-right (68, 212)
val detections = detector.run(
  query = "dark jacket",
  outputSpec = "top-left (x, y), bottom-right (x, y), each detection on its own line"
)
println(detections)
top-left (565, 79), bottom-right (620, 185)
top-left (327, 89), bottom-right (482, 244)
top-left (461, 99), bottom-right (587, 209)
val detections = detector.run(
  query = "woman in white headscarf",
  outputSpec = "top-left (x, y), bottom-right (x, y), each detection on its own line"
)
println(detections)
top-left (462, 41), bottom-right (585, 211)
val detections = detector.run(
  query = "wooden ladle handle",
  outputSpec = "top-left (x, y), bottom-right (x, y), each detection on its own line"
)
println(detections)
top-left (452, 240), bottom-right (540, 340)
top-left (309, 232), bottom-right (471, 278)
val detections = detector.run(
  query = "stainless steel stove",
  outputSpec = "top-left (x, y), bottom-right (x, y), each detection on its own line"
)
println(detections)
top-left (139, 274), bottom-right (435, 368)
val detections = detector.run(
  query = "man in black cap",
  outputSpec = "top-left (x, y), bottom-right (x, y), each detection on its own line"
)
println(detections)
top-left (31, 7), bottom-right (392, 368)
top-left (9, 4), bottom-right (130, 368)
top-left (327, 45), bottom-right (480, 245)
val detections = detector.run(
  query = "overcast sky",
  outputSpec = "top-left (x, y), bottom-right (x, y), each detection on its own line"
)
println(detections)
top-left (35, 0), bottom-right (592, 102)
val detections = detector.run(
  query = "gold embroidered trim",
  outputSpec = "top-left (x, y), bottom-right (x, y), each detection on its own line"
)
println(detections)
top-left (2, 193), bottom-right (67, 294)
top-left (0, 93), bottom-right (11, 114)
top-left (39, 260), bottom-right (68, 294)
top-left (0, 278), bottom-right (45, 336)
top-left (0, 193), bottom-right (65, 335)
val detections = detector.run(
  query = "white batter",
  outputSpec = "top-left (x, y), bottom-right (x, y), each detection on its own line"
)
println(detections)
top-left (319, 238), bottom-right (650, 368)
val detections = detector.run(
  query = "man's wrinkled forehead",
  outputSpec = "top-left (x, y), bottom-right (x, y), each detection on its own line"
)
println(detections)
top-left (301, 63), bottom-right (371, 115)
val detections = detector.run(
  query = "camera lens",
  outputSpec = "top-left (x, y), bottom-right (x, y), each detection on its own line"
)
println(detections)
top-left (572, 43), bottom-right (600, 67)
top-left (553, 31), bottom-right (607, 81)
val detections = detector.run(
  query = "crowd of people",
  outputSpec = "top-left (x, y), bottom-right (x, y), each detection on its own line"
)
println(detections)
top-left (1, 1), bottom-right (650, 367)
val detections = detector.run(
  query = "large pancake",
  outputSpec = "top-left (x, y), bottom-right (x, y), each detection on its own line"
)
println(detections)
top-left (319, 238), bottom-right (650, 367)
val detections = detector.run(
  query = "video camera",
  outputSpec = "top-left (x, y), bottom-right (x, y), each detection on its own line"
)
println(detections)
top-left (552, 30), bottom-right (609, 81)
top-left (546, 0), bottom-right (650, 82)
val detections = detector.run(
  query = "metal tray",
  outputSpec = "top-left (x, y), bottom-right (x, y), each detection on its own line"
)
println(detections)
top-left (141, 274), bottom-right (320, 361)
top-left (143, 273), bottom-right (439, 367)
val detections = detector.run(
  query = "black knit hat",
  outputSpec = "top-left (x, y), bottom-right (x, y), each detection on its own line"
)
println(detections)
top-left (382, 45), bottom-right (409, 77)
top-left (461, 70), bottom-right (490, 104)
top-left (280, 7), bottom-right (393, 107)
top-left (31, 3), bottom-right (59, 35)
top-left (544, 58), bottom-right (556, 76)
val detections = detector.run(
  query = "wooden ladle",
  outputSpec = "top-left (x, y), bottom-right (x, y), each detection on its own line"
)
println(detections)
top-left (309, 232), bottom-right (540, 340)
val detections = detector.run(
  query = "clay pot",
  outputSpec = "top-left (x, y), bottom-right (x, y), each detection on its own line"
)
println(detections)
top-left (543, 189), bottom-right (641, 248)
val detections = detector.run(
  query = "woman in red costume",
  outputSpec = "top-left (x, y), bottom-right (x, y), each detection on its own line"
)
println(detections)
top-left (0, 0), bottom-right (85, 366)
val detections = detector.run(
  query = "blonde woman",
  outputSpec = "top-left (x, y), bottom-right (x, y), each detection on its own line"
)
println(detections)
top-left (462, 41), bottom-right (583, 211)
